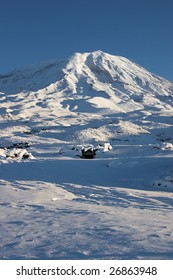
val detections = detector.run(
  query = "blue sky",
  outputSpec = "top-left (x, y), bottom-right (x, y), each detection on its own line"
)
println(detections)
top-left (0, 0), bottom-right (173, 81)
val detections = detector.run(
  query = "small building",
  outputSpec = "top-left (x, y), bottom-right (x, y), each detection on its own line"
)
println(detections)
top-left (81, 147), bottom-right (97, 159)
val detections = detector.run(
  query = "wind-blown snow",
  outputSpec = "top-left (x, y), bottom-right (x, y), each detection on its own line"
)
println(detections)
top-left (0, 50), bottom-right (173, 259)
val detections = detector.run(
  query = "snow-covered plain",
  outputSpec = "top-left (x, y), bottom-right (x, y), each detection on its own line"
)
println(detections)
top-left (0, 51), bottom-right (173, 259)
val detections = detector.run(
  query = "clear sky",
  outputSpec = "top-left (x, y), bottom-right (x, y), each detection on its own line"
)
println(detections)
top-left (0, 0), bottom-right (173, 81)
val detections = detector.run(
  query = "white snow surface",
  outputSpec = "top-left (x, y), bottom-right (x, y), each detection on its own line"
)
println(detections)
top-left (0, 50), bottom-right (173, 260)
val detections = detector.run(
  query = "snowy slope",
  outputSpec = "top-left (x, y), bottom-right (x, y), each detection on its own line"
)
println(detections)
top-left (0, 51), bottom-right (173, 260)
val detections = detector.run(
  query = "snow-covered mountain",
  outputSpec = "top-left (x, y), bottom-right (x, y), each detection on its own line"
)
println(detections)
top-left (0, 51), bottom-right (173, 260)
top-left (1, 50), bottom-right (173, 119)
top-left (1, 50), bottom-right (173, 142)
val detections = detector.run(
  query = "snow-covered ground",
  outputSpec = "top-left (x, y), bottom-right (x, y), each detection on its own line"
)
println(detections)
top-left (0, 51), bottom-right (173, 259)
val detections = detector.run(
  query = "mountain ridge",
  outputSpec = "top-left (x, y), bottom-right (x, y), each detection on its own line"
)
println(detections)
top-left (0, 50), bottom-right (173, 143)
top-left (1, 50), bottom-right (173, 106)
top-left (1, 50), bottom-right (172, 92)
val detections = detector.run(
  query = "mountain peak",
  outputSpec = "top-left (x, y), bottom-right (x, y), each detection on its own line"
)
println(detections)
top-left (0, 50), bottom-right (173, 123)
